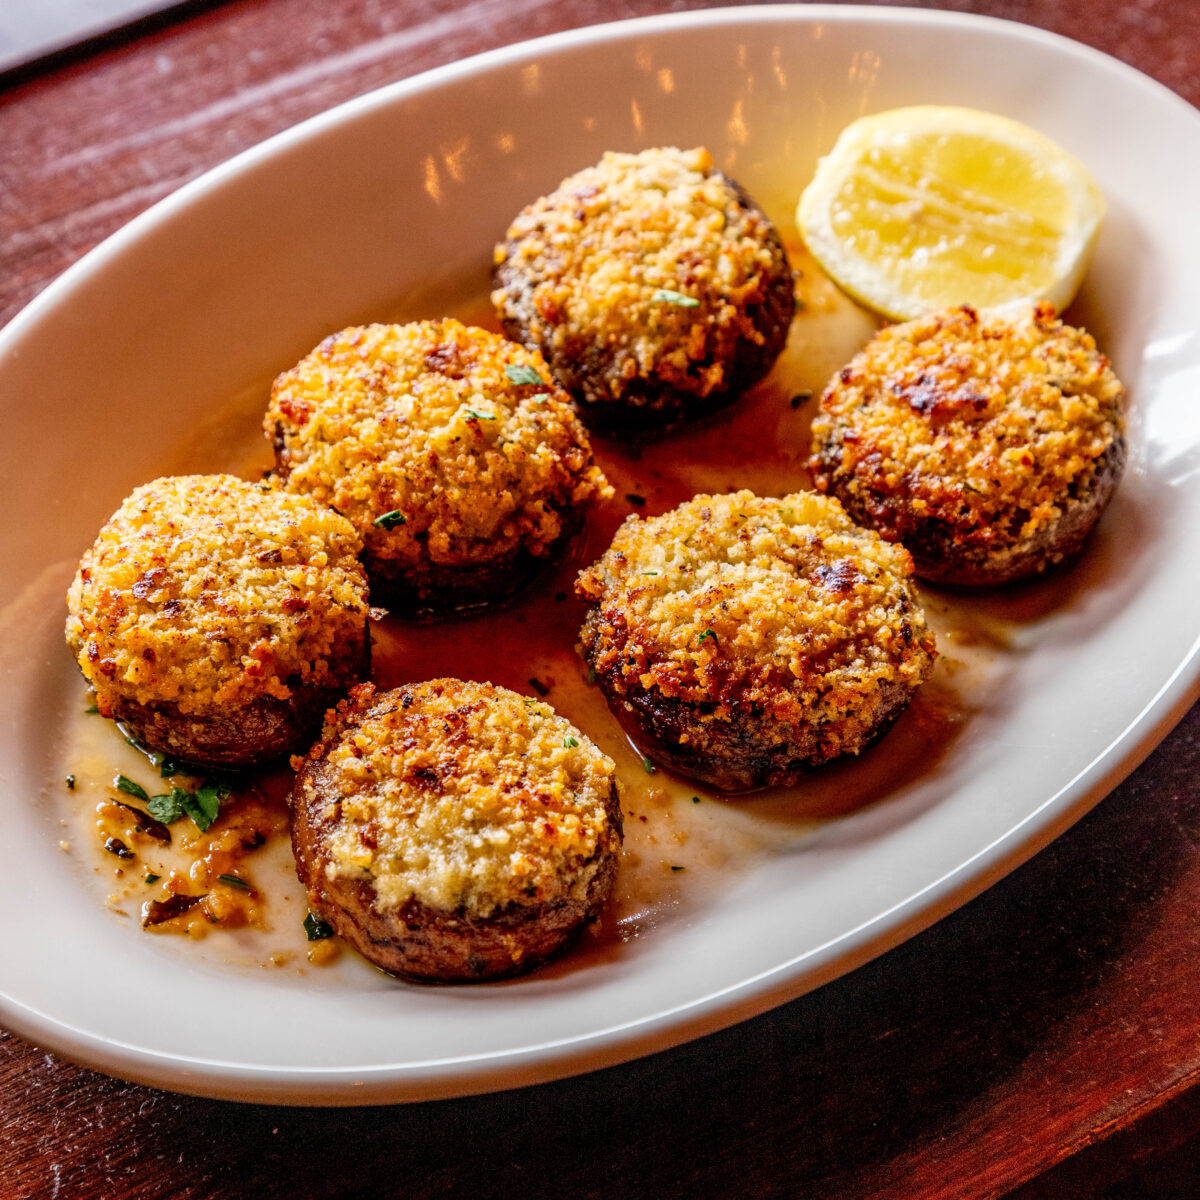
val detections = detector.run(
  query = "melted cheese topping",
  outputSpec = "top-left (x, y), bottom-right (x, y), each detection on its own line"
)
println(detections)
top-left (307, 680), bottom-right (620, 918)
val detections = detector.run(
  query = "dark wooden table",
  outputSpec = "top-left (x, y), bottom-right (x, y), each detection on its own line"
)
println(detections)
top-left (5, 2), bottom-right (1200, 1196)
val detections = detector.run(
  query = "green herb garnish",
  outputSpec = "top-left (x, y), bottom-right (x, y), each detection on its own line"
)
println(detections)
top-left (144, 874), bottom-right (161, 885)
top-left (563, 736), bottom-right (580, 749)
top-left (182, 782), bottom-right (227, 833)
top-left (148, 788), bottom-right (187, 823)
top-left (373, 509), bottom-right (407, 530)
top-left (651, 288), bottom-right (699, 307)
top-left (218, 874), bottom-right (249, 890)
top-left (84, 704), bottom-right (99, 714)
top-left (115, 775), bottom-right (150, 802)
top-left (670, 865), bottom-right (686, 872)
top-left (466, 409), bottom-right (495, 420)
top-left (692, 796), bottom-right (702, 804)
top-left (505, 363), bottom-right (544, 386)
top-left (304, 912), bottom-right (334, 942)
top-left (146, 781), bottom-right (227, 832)
top-left (643, 758), bottom-right (656, 775)
top-left (697, 628), bottom-right (718, 646)
top-left (529, 393), bottom-right (549, 404)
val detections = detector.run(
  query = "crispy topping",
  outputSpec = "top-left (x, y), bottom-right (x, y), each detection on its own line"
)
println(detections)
top-left (65, 474), bottom-right (367, 714)
top-left (266, 320), bottom-right (611, 572)
top-left (576, 490), bottom-right (935, 731)
top-left (811, 305), bottom-right (1125, 542)
top-left (493, 147), bottom-right (792, 406)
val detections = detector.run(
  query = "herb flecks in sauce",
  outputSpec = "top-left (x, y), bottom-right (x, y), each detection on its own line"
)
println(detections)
top-left (115, 775), bottom-right (150, 802)
top-left (304, 913), bottom-right (334, 941)
top-left (96, 767), bottom-right (287, 938)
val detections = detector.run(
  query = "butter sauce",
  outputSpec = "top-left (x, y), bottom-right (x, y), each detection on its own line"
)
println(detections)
top-left (60, 246), bottom-right (1002, 977)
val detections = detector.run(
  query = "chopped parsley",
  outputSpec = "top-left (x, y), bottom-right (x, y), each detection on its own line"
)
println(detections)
top-left (697, 628), bottom-right (718, 646)
top-left (115, 775), bottom-right (150, 802)
top-left (147, 788), bottom-right (186, 823)
top-left (563, 736), bottom-right (580, 749)
top-left (146, 781), bottom-right (228, 832)
top-left (144, 874), bottom-right (161, 885)
top-left (84, 703), bottom-right (99, 714)
top-left (651, 288), bottom-right (700, 307)
top-left (304, 912), bottom-right (334, 942)
top-left (183, 782), bottom-right (226, 832)
top-left (466, 409), bottom-right (495, 420)
top-left (505, 363), bottom-right (545, 386)
top-left (529, 393), bottom-right (549, 404)
top-left (643, 758), bottom-right (656, 775)
top-left (670, 865), bottom-right (686, 872)
top-left (218, 873), bottom-right (250, 890)
top-left (373, 509), bottom-right (407, 530)
top-left (692, 795), bottom-right (702, 804)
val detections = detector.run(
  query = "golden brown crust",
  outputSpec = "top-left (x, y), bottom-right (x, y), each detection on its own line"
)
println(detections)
top-left (575, 490), bottom-right (936, 791)
top-left (109, 630), bottom-right (369, 766)
top-left (492, 147), bottom-right (796, 431)
top-left (810, 304), bottom-right (1126, 584)
top-left (289, 680), bottom-right (623, 981)
top-left (65, 474), bottom-right (370, 765)
top-left (266, 320), bottom-right (611, 611)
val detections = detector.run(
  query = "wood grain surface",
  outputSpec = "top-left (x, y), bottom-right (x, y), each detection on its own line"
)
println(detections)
top-left (4, 2), bottom-right (1200, 1197)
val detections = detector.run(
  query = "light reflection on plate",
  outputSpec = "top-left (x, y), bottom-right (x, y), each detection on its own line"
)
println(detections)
top-left (2, 6), bottom-right (1200, 1104)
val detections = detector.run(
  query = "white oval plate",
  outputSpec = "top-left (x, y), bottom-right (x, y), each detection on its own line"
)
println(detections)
top-left (3, 6), bottom-right (1200, 1105)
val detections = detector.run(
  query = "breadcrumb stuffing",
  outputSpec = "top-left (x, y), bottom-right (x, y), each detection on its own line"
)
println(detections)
top-left (65, 474), bottom-right (368, 714)
top-left (576, 490), bottom-right (935, 736)
top-left (266, 320), bottom-right (611, 578)
top-left (306, 680), bottom-right (620, 918)
top-left (811, 304), bottom-right (1125, 544)
top-left (492, 147), bottom-right (793, 409)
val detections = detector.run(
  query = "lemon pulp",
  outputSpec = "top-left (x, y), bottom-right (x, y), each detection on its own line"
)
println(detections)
top-left (797, 107), bottom-right (1105, 320)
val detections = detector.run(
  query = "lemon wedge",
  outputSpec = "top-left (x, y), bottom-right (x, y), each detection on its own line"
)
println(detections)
top-left (796, 106), bottom-right (1105, 320)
